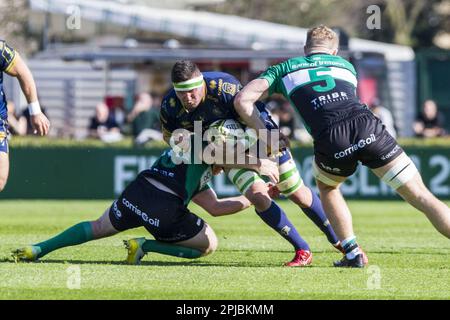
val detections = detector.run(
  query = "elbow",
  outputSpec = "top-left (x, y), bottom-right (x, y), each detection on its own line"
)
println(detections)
top-left (208, 208), bottom-right (222, 217)
top-left (207, 204), bottom-right (223, 217)
top-left (233, 93), bottom-right (245, 113)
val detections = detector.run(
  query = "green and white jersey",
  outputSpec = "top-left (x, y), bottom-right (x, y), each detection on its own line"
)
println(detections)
top-left (143, 148), bottom-right (212, 206)
top-left (259, 53), bottom-right (365, 138)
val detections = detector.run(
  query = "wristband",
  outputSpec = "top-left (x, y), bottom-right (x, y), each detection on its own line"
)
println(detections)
top-left (28, 101), bottom-right (42, 116)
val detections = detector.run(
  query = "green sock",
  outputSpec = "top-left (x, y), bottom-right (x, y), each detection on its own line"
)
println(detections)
top-left (142, 240), bottom-right (203, 259)
top-left (34, 222), bottom-right (94, 258)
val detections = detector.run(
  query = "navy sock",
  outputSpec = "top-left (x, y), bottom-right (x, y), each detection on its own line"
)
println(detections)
top-left (301, 191), bottom-right (339, 245)
top-left (256, 201), bottom-right (310, 251)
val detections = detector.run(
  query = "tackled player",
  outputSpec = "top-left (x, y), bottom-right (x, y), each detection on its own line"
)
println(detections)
top-left (12, 135), bottom-right (276, 264)
top-left (160, 60), bottom-right (346, 267)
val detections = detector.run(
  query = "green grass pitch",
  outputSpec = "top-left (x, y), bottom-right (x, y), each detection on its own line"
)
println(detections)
top-left (0, 200), bottom-right (449, 299)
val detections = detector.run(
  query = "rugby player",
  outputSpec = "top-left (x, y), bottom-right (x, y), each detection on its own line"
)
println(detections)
top-left (234, 25), bottom-right (450, 267)
top-left (12, 137), bottom-right (276, 263)
top-left (0, 40), bottom-right (50, 192)
top-left (160, 60), bottom-right (345, 267)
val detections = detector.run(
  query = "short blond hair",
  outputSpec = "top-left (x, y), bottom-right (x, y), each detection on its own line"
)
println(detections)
top-left (305, 25), bottom-right (339, 52)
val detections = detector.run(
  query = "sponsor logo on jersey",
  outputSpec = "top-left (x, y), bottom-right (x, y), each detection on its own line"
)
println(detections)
top-left (381, 145), bottom-right (401, 161)
top-left (122, 197), bottom-right (160, 228)
top-left (151, 166), bottom-right (175, 178)
top-left (280, 225), bottom-right (291, 236)
top-left (180, 121), bottom-right (192, 128)
top-left (1, 44), bottom-right (14, 64)
top-left (311, 91), bottom-right (349, 110)
top-left (209, 80), bottom-right (217, 90)
top-left (111, 200), bottom-right (122, 219)
top-left (334, 134), bottom-right (377, 159)
top-left (222, 82), bottom-right (237, 96)
top-left (217, 79), bottom-right (223, 95)
top-left (320, 162), bottom-right (342, 174)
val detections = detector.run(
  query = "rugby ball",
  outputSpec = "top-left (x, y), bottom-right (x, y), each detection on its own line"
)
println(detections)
top-left (206, 119), bottom-right (257, 150)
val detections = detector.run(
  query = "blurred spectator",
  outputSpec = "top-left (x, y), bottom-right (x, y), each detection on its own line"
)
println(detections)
top-left (271, 100), bottom-right (296, 139)
top-left (89, 102), bottom-right (123, 143)
top-left (6, 101), bottom-right (27, 136)
top-left (369, 99), bottom-right (397, 138)
top-left (414, 100), bottom-right (446, 138)
top-left (126, 92), bottom-right (162, 145)
top-left (268, 98), bottom-right (312, 143)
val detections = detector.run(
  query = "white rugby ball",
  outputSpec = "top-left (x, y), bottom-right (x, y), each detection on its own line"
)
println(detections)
top-left (206, 119), bottom-right (257, 149)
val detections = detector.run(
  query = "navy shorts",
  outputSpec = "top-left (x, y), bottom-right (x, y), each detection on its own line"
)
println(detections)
top-left (109, 173), bottom-right (205, 243)
top-left (0, 118), bottom-right (9, 154)
top-left (314, 110), bottom-right (403, 177)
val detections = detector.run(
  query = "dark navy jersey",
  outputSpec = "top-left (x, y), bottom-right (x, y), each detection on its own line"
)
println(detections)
top-left (160, 71), bottom-right (277, 140)
top-left (0, 40), bottom-right (17, 119)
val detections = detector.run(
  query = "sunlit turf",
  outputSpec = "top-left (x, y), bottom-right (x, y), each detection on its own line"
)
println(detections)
top-left (0, 200), bottom-right (449, 299)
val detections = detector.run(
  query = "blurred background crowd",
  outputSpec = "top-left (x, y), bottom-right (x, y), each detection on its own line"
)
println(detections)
top-left (1, 0), bottom-right (449, 144)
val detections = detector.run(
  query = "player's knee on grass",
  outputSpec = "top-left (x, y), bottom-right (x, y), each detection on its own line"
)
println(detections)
top-left (245, 182), bottom-right (272, 212)
top-left (203, 224), bottom-right (218, 256)
top-left (186, 223), bottom-right (218, 256)
top-left (202, 231), bottom-right (218, 256)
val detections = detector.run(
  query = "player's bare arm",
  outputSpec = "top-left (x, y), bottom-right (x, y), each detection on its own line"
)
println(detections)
top-left (234, 78), bottom-right (270, 132)
top-left (5, 52), bottom-right (50, 136)
top-left (234, 79), bottom-right (286, 151)
top-left (192, 187), bottom-right (252, 217)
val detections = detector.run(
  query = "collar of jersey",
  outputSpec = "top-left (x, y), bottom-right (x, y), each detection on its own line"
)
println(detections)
top-left (306, 52), bottom-right (332, 57)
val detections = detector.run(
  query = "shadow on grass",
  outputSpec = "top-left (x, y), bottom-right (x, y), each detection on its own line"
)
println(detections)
top-left (0, 256), bottom-right (330, 268)
top-left (1, 248), bottom-right (448, 268)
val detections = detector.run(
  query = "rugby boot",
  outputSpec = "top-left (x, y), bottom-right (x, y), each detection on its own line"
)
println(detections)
top-left (333, 253), bottom-right (366, 268)
top-left (333, 243), bottom-right (369, 265)
top-left (124, 237), bottom-right (146, 265)
top-left (11, 246), bottom-right (41, 263)
top-left (284, 249), bottom-right (313, 267)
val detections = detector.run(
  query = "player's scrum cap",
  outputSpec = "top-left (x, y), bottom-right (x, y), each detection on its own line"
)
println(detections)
top-left (173, 75), bottom-right (204, 92)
